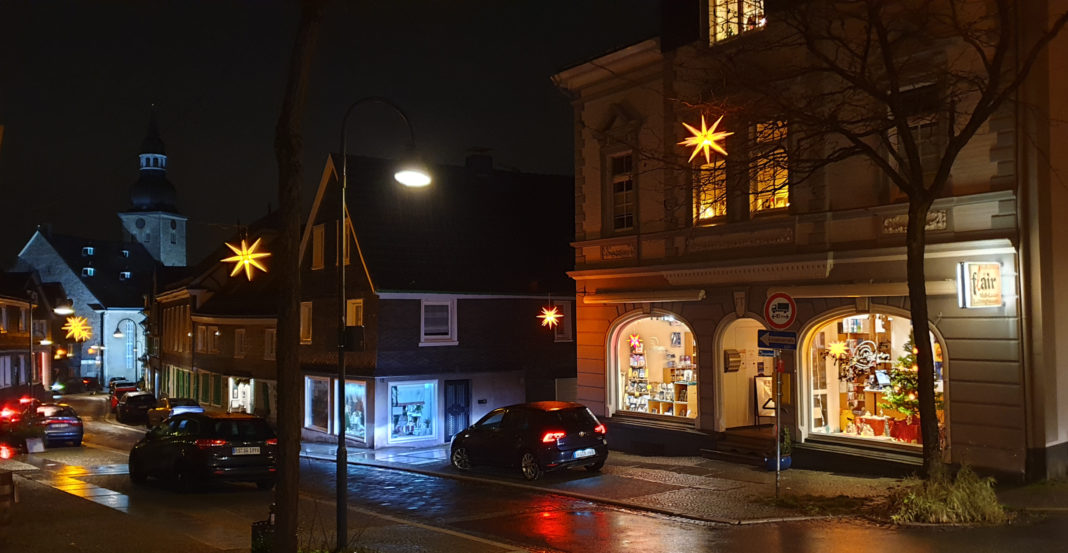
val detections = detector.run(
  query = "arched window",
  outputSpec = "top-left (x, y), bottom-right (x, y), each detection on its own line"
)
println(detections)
top-left (121, 319), bottom-right (138, 370)
top-left (612, 312), bottom-right (698, 420)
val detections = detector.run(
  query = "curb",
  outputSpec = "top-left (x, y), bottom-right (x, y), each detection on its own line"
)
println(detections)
top-left (299, 450), bottom-right (833, 526)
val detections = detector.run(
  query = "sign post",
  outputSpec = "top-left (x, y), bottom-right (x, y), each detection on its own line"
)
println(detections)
top-left (762, 292), bottom-right (796, 500)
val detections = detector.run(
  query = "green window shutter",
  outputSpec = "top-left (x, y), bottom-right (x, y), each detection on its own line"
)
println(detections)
top-left (213, 375), bottom-right (222, 406)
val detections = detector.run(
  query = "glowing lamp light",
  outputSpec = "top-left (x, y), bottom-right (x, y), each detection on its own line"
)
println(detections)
top-left (537, 305), bottom-right (562, 329)
top-left (62, 316), bottom-right (92, 342)
top-left (222, 237), bottom-right (271, 281)
top-left (679, 115), bottom-right (733, 163)
top-left (828, 341), bottom-right (849, 357)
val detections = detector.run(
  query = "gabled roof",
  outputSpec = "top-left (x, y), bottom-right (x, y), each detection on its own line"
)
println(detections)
top-left (328, 155), bottom-right (574, 295)
top-left (35, 233), bottom-right (159, 308)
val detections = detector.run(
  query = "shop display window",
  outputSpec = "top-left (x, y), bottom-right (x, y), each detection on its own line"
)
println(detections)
top-left (389, 381), bottom-right (436, 442)
top-left (343, 380), bottom-right (367, 442)
top-left (807, 313), bottom-right (945, 446)
top-left (305, 376), bottom-right (330, 431)
top-left (615, 315), bottom-right (698, 419)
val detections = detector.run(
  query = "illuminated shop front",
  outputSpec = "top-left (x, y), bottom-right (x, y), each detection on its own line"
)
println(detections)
top-left (303, 375), bottom-right (368, 443)
top-left (389, 380), bottom-right (436, 443)
top-left (613, 313), bottom-right (698, 420)
top-left (804, 312), bottom-right (945, 447)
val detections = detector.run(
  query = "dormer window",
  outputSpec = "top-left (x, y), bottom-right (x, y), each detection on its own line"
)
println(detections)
top-left (119, 271), bottom-right (131, 280)
top-left (709, 0), bottom-right (766, 44)
top-left (121, 249), bottom-right (130, 258)
top-left (82, 267), bottom-right (95, 277)
top-left (82, 246), bottom-right (94, 256)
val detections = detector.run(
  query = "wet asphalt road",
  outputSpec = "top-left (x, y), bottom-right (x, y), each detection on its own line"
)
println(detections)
top-left (35, 393), bottom-right (1068, 553)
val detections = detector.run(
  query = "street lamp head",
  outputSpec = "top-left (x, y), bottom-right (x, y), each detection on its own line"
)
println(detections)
top-left (394, 159), bottom-right (432, 188)
top-left (54, 299), bottom-right (74, 315)
top-left (113, 327), bottom-right (124, 339)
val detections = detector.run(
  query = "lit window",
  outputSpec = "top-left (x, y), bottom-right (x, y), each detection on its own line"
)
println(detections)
top-left (311, 224), bottom-right (324, 270)
top-left (264, 328), bottom-right (276, 360)
top-left (609, 153), bottom-right (635, 231)
top-left (300, 301), bottom-right (313, 344)
top-left (82, 246), bottom-right (94, 256)
top-left (420, 299), bottom-right (457, 346)
top-left (119, 271), bottom-right (131, 280)
top-left (750, 121), bottom-right (789, 213)
top-left (121, 249), bottom-right (129, 258)
top-left (81, 267), bottom-right (95, 277)
top-left (553, 301), bottom-right (574, 343)
top-left (694, 158), bottom-right (727, 223)
top-left (710, 0), bottom-right (765, 44)
top-left (346, 299), bottom-right (364, 327)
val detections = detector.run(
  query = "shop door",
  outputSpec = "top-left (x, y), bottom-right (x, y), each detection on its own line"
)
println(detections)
top-left (444, 380), bottom-right (470, 442)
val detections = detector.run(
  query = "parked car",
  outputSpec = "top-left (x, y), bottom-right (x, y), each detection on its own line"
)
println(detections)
top-left (449, 401), bottom-right (608, 481)
top-left (128, 412), bottom-right (278, 490)
top-left (30, 403), bottom-right (83, 447)
top-left (146, 397), bottom-right (203, 428)
top-left (109, 382), bottom-right (140, 412)
top-left (116, 391), bottom-right (157, 424)
top-left (51, 376), bottom-right (102, 395)
top-left (81, 377), bottom-right (102, 394)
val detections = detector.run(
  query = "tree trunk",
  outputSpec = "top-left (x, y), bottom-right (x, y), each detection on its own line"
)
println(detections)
top-left (273, 2), bottom-right (327, 551)
top-left (905, 197), bottom-right (942, 477)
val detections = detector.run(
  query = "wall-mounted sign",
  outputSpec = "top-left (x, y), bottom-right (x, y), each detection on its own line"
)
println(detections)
top-left (957, 262), bottom-right (1002, 308)
top-left (763, 292), bottom-right (797, 330)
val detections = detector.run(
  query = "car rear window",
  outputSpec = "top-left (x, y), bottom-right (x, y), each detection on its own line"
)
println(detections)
top-left (210, 419), bottom-right (275, 440)
top-left (546, 407), bottom-right (599, 429)
top-left (38, 405), bottom-right (77, 418)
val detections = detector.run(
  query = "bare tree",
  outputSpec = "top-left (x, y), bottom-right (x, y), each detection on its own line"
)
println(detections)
top-left (274, 1), bottom-right (328, 551)
top-left (680, 0), bottom-right (1068, 476)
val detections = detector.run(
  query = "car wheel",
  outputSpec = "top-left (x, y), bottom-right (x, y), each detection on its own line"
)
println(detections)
top-left (450, 447), bottom-right (472, 471)
top-left (519, 451), bottom-right (542, 481)
top-left (129, 454), bottom-right (147, 484)
top-left (585, 459), bottom-right (605, 472)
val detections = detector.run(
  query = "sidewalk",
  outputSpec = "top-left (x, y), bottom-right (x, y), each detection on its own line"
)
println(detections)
top-left (300, 441), bottom-right (902, 524)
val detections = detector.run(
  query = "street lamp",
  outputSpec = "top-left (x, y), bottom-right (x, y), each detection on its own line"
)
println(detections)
top-left (336, 97), bottom-right (431, 551)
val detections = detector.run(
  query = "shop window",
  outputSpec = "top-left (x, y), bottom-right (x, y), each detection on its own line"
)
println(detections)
top-left (614, 314), bottom-right (698, 420)
top-left (709, 0), bottom-right (765, 44)
top-left (340, 380), bottom-right (367, 442)
top-left (389, 381), bottom-right (436, 443)
top-left (749, 121), bottom-right (789, 213)
top-left (304, 376), bottom-right (331, 431)
top-left (311, 224), bottom-right (325, 270)
top-left (694, 158), bottom-right (727, 224)
top-left (806, 313), bottom-right (945, 447)
top-left (608, 152), bottom-right (635, 232)
top-left (420, 299), bottom-right (457, 346)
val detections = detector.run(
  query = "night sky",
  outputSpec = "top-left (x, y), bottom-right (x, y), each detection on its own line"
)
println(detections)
top-left (0, 1), bottom-right (659, 266)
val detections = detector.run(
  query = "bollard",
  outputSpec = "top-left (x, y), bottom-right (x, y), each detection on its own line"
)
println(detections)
top-left (0, 469), bottom-right (14, 525)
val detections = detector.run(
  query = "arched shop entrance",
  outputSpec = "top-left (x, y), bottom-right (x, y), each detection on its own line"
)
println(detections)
top-left (800, 310), bottom-right (948, 448)
top-left (718, 318), bottom-right (769, 429)
top-left (609, 311), bottom-right (699, 421)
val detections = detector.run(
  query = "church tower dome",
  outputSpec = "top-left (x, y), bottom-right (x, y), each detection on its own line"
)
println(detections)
top-left (128, 107), bottom-right (178, 213)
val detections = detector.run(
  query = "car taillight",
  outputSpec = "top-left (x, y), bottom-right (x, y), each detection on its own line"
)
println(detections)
top-left (0, 407), bottom-right (16, 419)
top-left (593, 424), bottom-right (606, 435)
top-left (265, 438), bottom-right (278, 445)
top-left (48, 419), bottom-right (81, 426)
top-left (195, 439), bottom-right (229, 449)
top-left (541, 431), bottom-right (566, 443)
top-left (0, 445), bottom-right (13, 459)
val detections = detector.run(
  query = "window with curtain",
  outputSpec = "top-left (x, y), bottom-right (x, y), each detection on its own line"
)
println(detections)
top-left (749, 121), bottom-right (789, 213)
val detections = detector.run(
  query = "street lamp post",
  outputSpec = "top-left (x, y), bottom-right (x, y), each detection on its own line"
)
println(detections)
top-left (336, 97), bottom-right (430, 551)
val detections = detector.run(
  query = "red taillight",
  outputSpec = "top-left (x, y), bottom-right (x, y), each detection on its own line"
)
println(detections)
top-left (18, 396), bottom-right (34, 405)
top-left (593, 423), bottom-right (606, 435)
top-left (265, 438), bottom-right (278, 446)
top-left (0, 407), bottom-right (16, 419)
top-left (0, 445), bottom-right (13, 459)
top-left (82, 379), bottom-right (91, 384)
top-left (541, 431), bottom-right (566, 443)
top-left (194, 439), bottom-right (229, 449)
top-left (48, 419), bottom-right (81, 426)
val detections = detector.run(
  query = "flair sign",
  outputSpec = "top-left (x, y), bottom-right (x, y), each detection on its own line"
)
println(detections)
top-left (957, 262), bottom-right (1002, 308)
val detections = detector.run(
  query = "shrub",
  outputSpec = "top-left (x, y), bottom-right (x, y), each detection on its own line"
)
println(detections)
top-left (888, 465), bottom-right (1006, 525)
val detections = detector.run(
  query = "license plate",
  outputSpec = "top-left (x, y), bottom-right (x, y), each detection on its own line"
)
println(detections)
top-left (574, 448), bottom-right (596, 459)
top-left (233, 447), bottom-right (260, 455)
top-left (50, 424), bottom-right (69, 429)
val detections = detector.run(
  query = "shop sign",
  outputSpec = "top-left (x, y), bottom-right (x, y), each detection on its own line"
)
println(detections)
top-left (957, 262), bottom-right (1002, 308)
top-left (763, 292), bottom-right (797, 330)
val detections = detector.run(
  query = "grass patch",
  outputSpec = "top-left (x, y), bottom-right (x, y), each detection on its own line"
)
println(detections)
top-left (887, 465), bottom-right (1007, 525)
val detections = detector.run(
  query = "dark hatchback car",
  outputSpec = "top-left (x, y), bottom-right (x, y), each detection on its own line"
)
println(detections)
top-left (116, 391), bottom-right (157, 424)
top-left (109, 382), bottom-right (140, 412)
top-left (31, 403), bottom-right (83, 447)
top-left (129, 412), bottom-right (278, 490)
top-left (449, 401), bottom-right (608, 481)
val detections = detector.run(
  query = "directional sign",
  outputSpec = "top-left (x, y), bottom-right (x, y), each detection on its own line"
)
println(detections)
top-left (763, 292), bottom-right (797, 330)
top-left (758, 330), bottom-right (797, 350)
top-left (758, 349), bottom-right (775, 357)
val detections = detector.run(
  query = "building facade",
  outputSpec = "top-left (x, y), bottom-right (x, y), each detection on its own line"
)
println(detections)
top-left (553, 1), bottom-right (1068, 480)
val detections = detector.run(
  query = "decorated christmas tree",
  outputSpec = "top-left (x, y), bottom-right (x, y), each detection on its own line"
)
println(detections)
top-left (880, 333), bottom-right (943, 416)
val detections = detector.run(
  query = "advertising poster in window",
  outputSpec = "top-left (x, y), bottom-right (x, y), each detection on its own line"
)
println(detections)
top-left (390, 381), bottom-right (436, 442)
top-left (344, 380), bottom-right (367, 442)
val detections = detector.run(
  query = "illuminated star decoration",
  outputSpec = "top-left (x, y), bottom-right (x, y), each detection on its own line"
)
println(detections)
top-left (222, 237), bottom-right (271, 281)
top-left (62, 316), bottom-right (93, 342)
top-left (679, 115), bottom-right (733, 163)
top-left (537, 306), bottom-right (563, 329)
top-left (828, 341), bottom-right (849, 358)
top-left (629, 334), bottom-right (642, 349)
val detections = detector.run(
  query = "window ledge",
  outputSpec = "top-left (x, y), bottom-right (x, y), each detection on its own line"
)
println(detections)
top-left (419, 340), bottom-right (459, 347)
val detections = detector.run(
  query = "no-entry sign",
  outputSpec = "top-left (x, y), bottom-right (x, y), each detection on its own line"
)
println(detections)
top-left (763, 292), bottom-right (797, 330)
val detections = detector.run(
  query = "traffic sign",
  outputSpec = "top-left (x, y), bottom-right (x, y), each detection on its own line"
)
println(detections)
top-left (758, 349), bottom-right (775, 357)
top-left (763, 292), bottom-right (797, 330)
top-left (758, 329), bottom-right (797, 350)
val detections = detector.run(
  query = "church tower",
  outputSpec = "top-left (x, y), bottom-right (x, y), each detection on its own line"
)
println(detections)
top-left (118, 108), bottom-right (187, 267)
